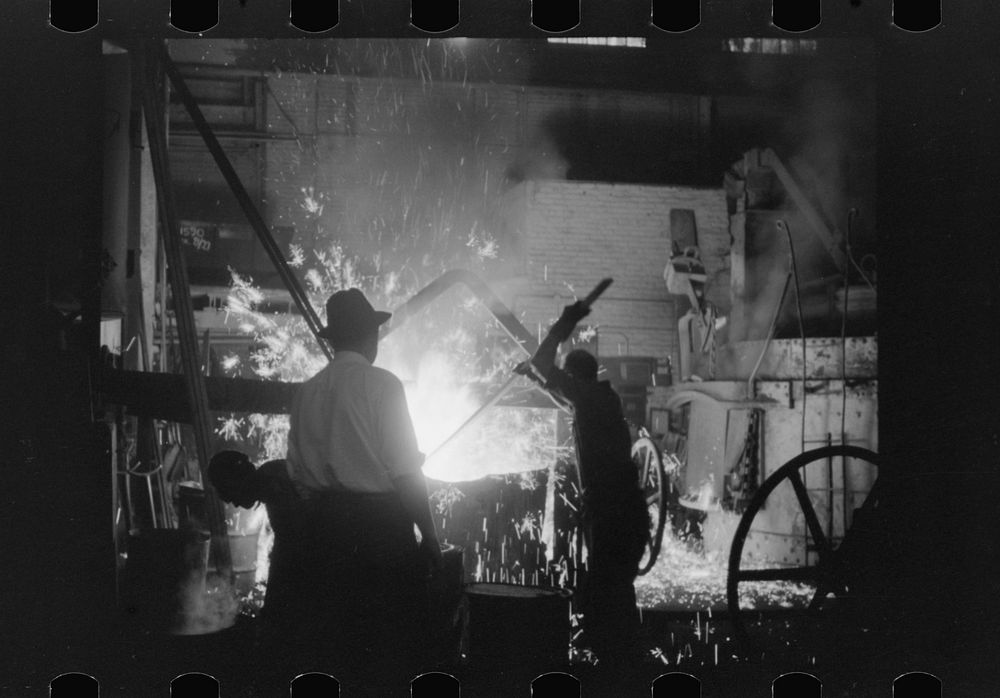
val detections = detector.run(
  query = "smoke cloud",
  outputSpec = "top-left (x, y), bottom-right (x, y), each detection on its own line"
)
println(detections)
top-left (172, 573), bottom-right (240, 636)
top-left (733, 40), bottom-right (876, 343)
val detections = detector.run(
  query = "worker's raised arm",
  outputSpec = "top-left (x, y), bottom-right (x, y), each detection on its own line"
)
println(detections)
top-left (530, 301), bottom-right (591, 380)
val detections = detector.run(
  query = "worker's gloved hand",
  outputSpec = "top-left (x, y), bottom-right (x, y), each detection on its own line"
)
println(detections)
top-left (551, 301), bottom-right (591, 342)
top-left (512, 360), bottom-right (534, 376)
top-left (561, 301), bottom-right (591, 324)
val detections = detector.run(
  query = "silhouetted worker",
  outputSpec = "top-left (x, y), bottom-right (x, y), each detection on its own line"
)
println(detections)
top-left (286, 288), bottom-right (443, 695)
top-left (205, 452), bottom-right (305, 643)
top-left (530, 301), bottom-right (649, 672)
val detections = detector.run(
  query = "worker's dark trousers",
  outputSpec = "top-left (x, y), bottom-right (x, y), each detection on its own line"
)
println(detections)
top-left (578, 566), bottom-right (642, 666)
top-left (579, 491), bottom-right (648, 668)
top-left (297, 491), bottom-right (429, 693)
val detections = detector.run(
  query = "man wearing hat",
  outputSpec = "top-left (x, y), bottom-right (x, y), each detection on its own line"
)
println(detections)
top-left (284, 288), bottom-right (443, 694)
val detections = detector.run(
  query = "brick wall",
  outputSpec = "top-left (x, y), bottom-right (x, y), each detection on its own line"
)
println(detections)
top-left (508, 180), bottom-right (729, 366)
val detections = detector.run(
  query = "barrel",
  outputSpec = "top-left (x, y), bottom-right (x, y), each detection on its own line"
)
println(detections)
top-left (121, 528), bottom-right (210, 634)
top-left (462, 583), bottom-right (572, 668)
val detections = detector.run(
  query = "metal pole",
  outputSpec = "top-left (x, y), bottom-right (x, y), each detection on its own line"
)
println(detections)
top-left (826, 432), bottom-right (834, 541)
top-left (139, 44), bottom-right (232, 576)
top-left (777, 220), bottom-right (808, 452)
top-left (158, 237), bottom-right (168, 373)
top-left (425, 372), bottom-right (524, 462)
top-left (382, 269), bottom-right (538, 354)
top-left (157, 43), bottom-right (334, 362)
top-left (746, 272), bottom-right (792, 398)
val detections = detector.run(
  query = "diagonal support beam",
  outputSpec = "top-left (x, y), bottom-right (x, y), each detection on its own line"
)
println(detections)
top-left (139, 44), bottom-right (232, 576)
top-left (761, 148), bottom-right (846, 272)
top-left (158, 43), bottom-right (334, 362)
top-left (382, 269), bottom-right (538, 354)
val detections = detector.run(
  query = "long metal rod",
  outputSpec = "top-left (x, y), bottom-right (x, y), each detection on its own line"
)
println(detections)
top-left (840, 209), bottom-right (857, 447)
top-left (140, 45), bottom-right (233, 575)
top-left (839, 210), bottom-right (857, 537)
top-left (826, 432), bottom-right (834, 540)
top-left (382, 269), bottom-right (538, 354)
top-left (425, 372), bottom-right (524, 462)
top-left (777, 220), bottom-right (808, 454)
top-left (158, 237), bottom-right (169, 372)
top-left (746, 272), bottom-right (792, 397)
top-left (423, 277), bottom-right (609, 467)
top-left (158, 43), bottom-right (334, 362)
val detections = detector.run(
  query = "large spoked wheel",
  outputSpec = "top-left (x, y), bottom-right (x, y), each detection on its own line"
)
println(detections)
top-left (632, 436), bottom-right (668, 575)
top-left (727, 445), bottom-right (880, 652)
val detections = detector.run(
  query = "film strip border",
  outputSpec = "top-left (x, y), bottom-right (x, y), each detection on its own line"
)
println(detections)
top-left (48, 668), bottom-right (943, 696)
top-left (44, 0), bottom-right (944, 36)
top-left (6, 2), bottom-right (977, 697)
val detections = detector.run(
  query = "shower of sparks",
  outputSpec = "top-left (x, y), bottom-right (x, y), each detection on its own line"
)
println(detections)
top-left (299, 186), bottom-right (326, 216)
top-left (576, 324), bottom-right (598, 343)
top-left (219, 188), bottom-right (562, 605)
top-left (635, 525), bottom-right (816, 611)
top-left (203, 40), bottom-right (763, 626)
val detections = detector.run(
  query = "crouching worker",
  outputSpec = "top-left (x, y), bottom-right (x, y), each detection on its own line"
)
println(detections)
top-left (206, 451), bottom-right (305, 682)
top-left (529, 301), bottom-right (650, 674)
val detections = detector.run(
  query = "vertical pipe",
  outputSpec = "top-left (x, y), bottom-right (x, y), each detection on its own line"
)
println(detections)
top-left (826, 433), bottom-right (834, 540)
top-left (777, 220), bottom-right (808, 452)
top-left (145, 469), bottom-right (158, 528)
top-left (843, 441), bottom-right (850, 534)
top-left (102, 51), bottom-right (131, 351)
top-left (158, 238), bottom-right (168, 373)
top-left (746, 272), bottom-right (792, 398)
top-left (840, 209), bottom-right (857, 448)
top-left (840, 210), bottom-right (857, 534)
top-left (122, 429), bottom-right (135, 530)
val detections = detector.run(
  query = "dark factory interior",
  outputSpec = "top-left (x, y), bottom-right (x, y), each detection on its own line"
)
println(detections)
top-left (2, 6), bottom-right (999, 698)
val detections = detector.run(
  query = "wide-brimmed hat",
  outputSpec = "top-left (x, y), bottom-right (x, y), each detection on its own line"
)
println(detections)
top-left (318, 288), bottom-right (392, 341)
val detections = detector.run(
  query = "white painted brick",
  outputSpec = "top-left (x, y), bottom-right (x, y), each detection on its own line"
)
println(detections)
top-left (518, 180), bottom-right (728, 363)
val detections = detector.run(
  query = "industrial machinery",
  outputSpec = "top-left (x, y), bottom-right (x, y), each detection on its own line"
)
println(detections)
top-left (108, 52), bottom-right (880, 643)
top-left (726, 444), bottom-right (882, 650)
top-left (630, 427), bottom-right (670, 574)
top-left (645, 148), bottom-right (879, 644)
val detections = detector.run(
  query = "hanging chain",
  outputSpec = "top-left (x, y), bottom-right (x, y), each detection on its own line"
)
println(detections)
top-left (724, 408), bottom-right (762, 514)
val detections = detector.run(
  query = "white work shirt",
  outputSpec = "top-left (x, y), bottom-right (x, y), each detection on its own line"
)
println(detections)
top-left (286, 351), bottom-right (425, 496)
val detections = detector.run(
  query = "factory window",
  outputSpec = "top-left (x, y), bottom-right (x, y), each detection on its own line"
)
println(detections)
top-left (670, 209), bottom-right (698, 252)
top-left (168, 73), bottom-right (266, 133)
top-left (547, 37), bottom-right (646, 48)
top-left (723, 38), bottom-right (818, 55)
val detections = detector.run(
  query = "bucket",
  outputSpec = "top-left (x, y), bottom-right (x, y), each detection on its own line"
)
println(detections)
top-left (121, 528), bottom-right (210, 634)
top-left (462, 583), bottom-right (571, 668)
top-left (227, 531), bottom-right (260, 597)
